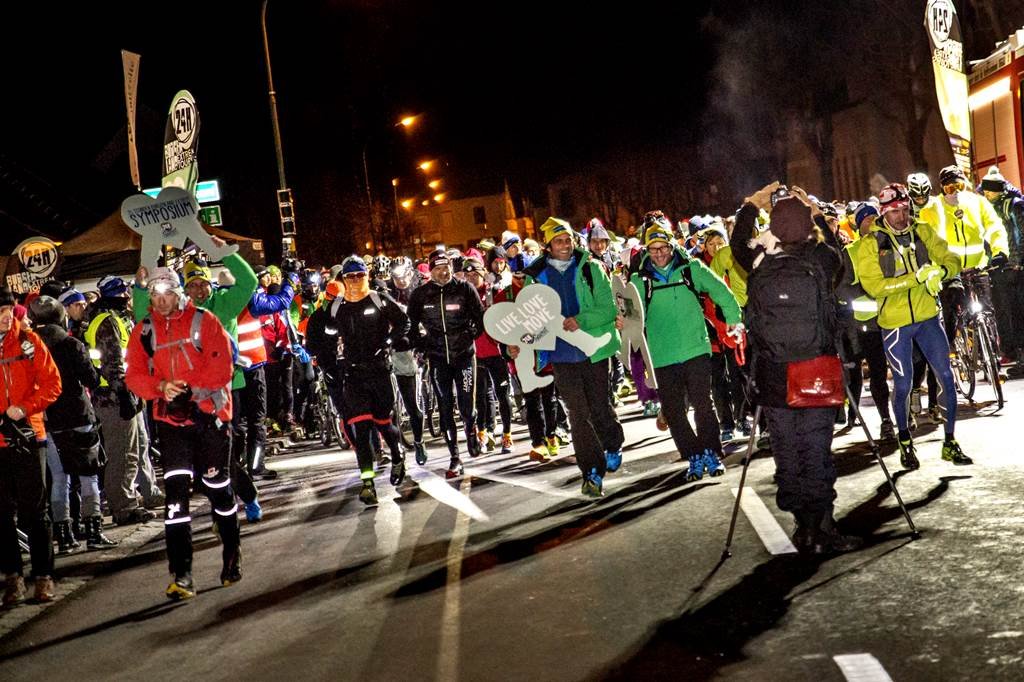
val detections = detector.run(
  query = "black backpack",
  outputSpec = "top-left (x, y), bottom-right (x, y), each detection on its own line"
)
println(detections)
top-left (747, 252), bottom-right (834, 363)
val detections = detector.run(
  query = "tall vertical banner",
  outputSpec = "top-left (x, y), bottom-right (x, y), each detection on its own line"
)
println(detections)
top-left (925, 0), bottom-right (973, 178)
top-left (121, 50), bottom-right (141, 190)
top-left (161, 90), bottom-right (200, 195)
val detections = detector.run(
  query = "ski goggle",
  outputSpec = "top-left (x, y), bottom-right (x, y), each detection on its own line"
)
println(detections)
top-left (942, 181), bottom-right (965, 193)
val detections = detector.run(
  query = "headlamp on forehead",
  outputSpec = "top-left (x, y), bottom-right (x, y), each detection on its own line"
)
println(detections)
top-left (150, 282), bottom-right (176, 295)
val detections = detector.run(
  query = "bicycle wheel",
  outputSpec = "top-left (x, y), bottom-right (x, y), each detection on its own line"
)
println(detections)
top-left (977, 323), bottom-right (1004, 410)
top-left (952, 321), bottom-right (977, 400)
top-left (419, 373), bottom-right (440, 438)
top-left (317, 388), bottom-right (332, 447)
top-left (392, 376), bottom-right (414, 448)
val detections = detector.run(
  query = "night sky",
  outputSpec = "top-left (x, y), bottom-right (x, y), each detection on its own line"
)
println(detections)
top-left (2, 1), bottom-right (1021, 262)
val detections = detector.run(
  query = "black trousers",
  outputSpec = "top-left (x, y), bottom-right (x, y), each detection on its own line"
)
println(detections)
top-left (157, 416), bottom-right (240, 579)
top-left (710, 351), bottom-right (745, 431)
top-left (430, 354), bottom-right (477, 457)
top-left (656, 355), bottom-right (723, 458)
top-left (395, 374), bottom-right (424, 444)
top-left (266, 356), bottom-right (294, 423)
top-left (524, 382), bottom-right (558, 447)
top-left (234, 366), bottom-right (269, 473)
top-left (848, 327), bottom-right (892, 422)
top-left (552, 359), bottom-right (624, 476)
top-left (341, 365), bottom-right (403, 476)
top-left (991, 268), bottom-right (1022, 353)
top-left (763, 406), bottom-right (837, 515)
top-left (0, 443), bottom-right (53, 578)
top-left (476, 355), bottom-right (512, 435)
top-left (229, 385), bottom-right (259, 504)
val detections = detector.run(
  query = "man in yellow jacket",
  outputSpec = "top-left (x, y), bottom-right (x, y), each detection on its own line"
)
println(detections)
top-left (919, 165), bottom-right (1009, 344)
top-left (857, 184), bottom-right (968, 470)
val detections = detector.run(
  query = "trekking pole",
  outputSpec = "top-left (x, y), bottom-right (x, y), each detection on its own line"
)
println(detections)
top-left (844, 380), bottom-right (921, 539)
top-left (723, 403), bottom-right (762, 559)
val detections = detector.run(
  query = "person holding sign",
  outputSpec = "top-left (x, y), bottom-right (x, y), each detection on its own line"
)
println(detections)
top-left (630, 227), bottom-right (742, 481)
top-left (518, 218), bottom-right (624, 497)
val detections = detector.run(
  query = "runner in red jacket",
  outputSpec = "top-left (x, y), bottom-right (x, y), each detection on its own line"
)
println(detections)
top-left (125, 267), bottom-right (241, 600)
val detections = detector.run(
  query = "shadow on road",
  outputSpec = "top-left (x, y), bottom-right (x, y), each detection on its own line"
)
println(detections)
top-left (389, 473), bottom-right (720, 600)
top-left (0, 601), bottom-right (186, 660)
top-left (597, 474), bottom-right (960, 679)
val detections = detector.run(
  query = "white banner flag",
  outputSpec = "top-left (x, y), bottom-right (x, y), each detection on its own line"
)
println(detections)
top-left (121, 49), bottom-right (141, 190)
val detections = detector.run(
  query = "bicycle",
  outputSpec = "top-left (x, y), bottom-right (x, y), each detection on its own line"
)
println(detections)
top-left (417, 357), bottom-right (441, 438)
top-left (310, 365), bottom-right (346, 447)
top-left (950, 267), bottom-right (1004, 409)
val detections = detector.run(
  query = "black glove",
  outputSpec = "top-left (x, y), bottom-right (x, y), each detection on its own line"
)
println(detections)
top-left (990, 253), bottom-right (1009, 268)
top-left (117, 386), bottom-right (143, 420)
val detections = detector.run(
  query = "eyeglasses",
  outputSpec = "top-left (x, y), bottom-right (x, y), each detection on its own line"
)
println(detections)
top-left (648, 245), bottom-right (672, 254)
top-left (343, 272), bottom-right (367, 279)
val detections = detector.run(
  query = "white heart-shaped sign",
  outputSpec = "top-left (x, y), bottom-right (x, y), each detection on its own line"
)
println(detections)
top-left (484, 283), bottom-right (611, 392)
top-left (613, 276), bottom-right (658, 389)
top-left (120, 186), bottom-right (237, 270)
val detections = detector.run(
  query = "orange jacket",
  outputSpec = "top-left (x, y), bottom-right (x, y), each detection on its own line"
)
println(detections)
top-left (125, 300), bottom-right (235, 424)
top-left (0, 318), bottom-right (62, 444)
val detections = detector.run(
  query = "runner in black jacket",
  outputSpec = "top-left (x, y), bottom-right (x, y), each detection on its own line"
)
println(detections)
top-left (332, 257), bottom-right (411, 505)
top-left (407, 249), bottom-right (485, 476)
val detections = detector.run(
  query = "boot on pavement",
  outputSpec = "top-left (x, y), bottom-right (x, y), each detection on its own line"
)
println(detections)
top-left (86, 515), bottom-right (119, 550)
top-left (810, 513), bottom-right (863, 555)
top-left (221, 548), bottom-right (242, 587)
top-left (33, 576), bottom-right (55, 603)
top-left (3, 574), bottom-right (26, 607)
top-left (55, 520), bottom-right (80, 555)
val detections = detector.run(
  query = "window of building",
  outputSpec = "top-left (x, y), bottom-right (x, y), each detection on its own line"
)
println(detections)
top-left (473, 206), bottom-right (487, 225)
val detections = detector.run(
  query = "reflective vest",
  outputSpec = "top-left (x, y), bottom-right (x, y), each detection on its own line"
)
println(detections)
top-left (235, 308), bottom-right (267, 368)
top-left (845, 240), bottom-right (878, 323)
top-left (84, 311), bottom-right (130, 388)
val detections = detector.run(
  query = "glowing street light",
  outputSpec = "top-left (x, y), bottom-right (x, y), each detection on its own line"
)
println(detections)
top-left (418, 160), bottom-right (434, 172)
top-left (401, 199), bottom-right (414, 209)
top-left (421, 200), bottom-right (430, 206)
top-left (428, 179), bottom-right (442, 190)
top-left (398, 115), bottom-right (418, 128)
top-left (433, 193), bottom-right (446, 203)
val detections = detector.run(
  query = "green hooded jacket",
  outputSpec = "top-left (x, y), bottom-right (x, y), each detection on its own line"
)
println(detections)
top-left (522, 247), bottom-right (621, 363)
top-left (630, 248), bottom-right (741, 369)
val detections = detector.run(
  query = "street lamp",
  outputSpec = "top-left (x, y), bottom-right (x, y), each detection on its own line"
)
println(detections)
top-left (428, 179), bottom-right (442, 190)
top-left (418, 160), bottom-right (435, 172)
top-left (398, 115), bottom-right (418, 128)
top-left (391, 177), bottom-right (402, 245)
top-left (260, 0), bottom-right (297, 257)
top-left (433, 193), bottom-right (446, 203)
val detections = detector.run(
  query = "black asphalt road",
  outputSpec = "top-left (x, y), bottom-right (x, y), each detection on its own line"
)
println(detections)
top-left (2, 378), bottom-right (1023, 681)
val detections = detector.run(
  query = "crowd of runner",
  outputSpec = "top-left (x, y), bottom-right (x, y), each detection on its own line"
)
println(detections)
top-left (1, 163), bottom-right (1022, 604)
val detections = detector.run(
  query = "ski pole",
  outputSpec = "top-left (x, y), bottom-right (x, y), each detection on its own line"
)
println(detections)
top-left (723, 403), bottom-right (762, 559)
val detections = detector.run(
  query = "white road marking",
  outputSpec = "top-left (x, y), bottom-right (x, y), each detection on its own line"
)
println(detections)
top-left (833, 653), bottom-right (893, 682)
top-left (437, 477), bottom-right (473, 682)
top-left (410, 468), bottom-right (489, 522)
top-left (731, 487), bottom-right (798, 555)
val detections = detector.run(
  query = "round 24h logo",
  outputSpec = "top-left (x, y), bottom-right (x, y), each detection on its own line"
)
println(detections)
top-left (14, 237), bottom-right (59, 277)
top-left (173, 95), bottom-right (197, 146)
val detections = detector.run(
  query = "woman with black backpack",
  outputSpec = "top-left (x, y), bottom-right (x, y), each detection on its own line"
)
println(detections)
top-left (731, 182), bottom-right (862, 555)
